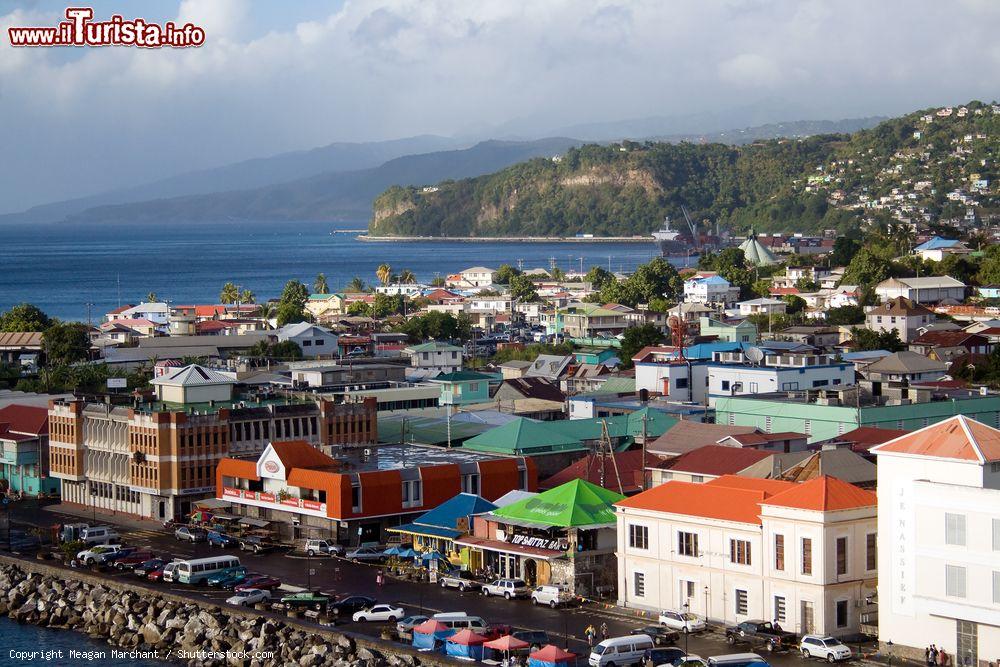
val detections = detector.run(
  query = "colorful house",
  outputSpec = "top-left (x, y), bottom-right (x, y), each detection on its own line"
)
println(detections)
top-left (0, 405), bottom-right (57, 496)
top-left (430, 371), bottom-right (495, 405)
top-left (387, 492), bottom-right (497, 559)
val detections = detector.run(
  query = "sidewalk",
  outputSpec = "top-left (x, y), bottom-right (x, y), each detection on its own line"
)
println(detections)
top-left (32, 501), bottom-right (166, 533)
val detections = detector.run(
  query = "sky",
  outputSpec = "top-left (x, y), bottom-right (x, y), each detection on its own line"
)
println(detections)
top-left (2, 0), bottom-right (999, 213)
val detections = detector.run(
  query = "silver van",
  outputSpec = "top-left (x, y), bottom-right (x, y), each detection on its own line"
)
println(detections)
top-left (589, 634), bottom-right (655, 667)
top-left (431, 612), bottom-right (489, 633)
top-left (161, 562), bottom-right (179, 583)
top-left (80, 526), bottom-right (120, 546)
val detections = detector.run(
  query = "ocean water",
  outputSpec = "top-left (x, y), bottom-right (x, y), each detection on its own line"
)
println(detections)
top-left (1, 616), bottom-right (166, 665)
top-left (0, 220), bottom-right (681, 321)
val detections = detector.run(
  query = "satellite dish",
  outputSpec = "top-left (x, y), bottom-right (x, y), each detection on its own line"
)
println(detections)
top-left (667, 315), bottom-right (681, 329)
top-left (745, 347), bottom-right (765, 365)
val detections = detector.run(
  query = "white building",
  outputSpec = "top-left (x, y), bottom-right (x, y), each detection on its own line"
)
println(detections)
top-left (403, 341), bottom-right (464, 377)
top-left (737, 298), bottom-right (787, 317)
top-left (616, 475), bottom-right (877, 636)
top-left (865, 297), bottom-right (936, 343)
top-left (447, 267), bottom-right (497, 288)
top-left (875, 276), bottom-right (967, 305)
top-left (684, 275), bottom-right (741, 307)
top-left (276, 322), bottom-right (339, 358)
top-left (107, 302), bottom-right (170, 325)
top-left (871, 416), bottom-right (1000, 666)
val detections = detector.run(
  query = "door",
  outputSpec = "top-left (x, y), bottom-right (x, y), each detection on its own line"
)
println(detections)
top-left (956, 620), bottom-right (977, 667)
top-left (523, 559), bottom-right (537, 586)
top-left (800, 601), bottom-right (815, 635)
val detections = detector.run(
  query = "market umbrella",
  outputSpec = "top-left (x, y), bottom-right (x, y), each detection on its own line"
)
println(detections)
top-left (412, 619), bottom-right (455, 651)
top-left (421, 550), bottom-right (444, 561)
top-left (383, 546), bottom-right (402, 556)
top-left (445, 629), bottom-right (489, 660)
top-left (397, 548), bottom-right (420, 559)
top-left (528, 644), bottom-right (577, 667)
top-left (484, 634), bottom-right (530, 662)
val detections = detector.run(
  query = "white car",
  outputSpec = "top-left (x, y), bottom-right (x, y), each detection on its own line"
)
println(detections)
top-left (658, 609), bottom-right (707, 633)
top-left (352, 604), bottom-right (405, 623)
top-left (227, 589), bottom-right (272, 607)
top-left (481, 578), bottom-right (530, 599)
top-left (77, 544), bottom-right (123, 565)
top-left (800, 635), bottom-right (853, 662)
top-left (304, 539), bottom-right (343, 557)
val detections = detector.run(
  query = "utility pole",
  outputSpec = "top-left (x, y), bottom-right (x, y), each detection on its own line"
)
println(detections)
top-left (641, 414), bottom-right (649, 491)
top-left (85, 302), bottom-right (94, 329)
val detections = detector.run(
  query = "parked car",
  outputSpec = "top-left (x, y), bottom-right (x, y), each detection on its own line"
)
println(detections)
top-left (133, 558), bottom-right (168, 578)
top-left (589, 634), bottom-right (655, 667)
top-left (207, 531), bottom-right (238, 548)
top-left (112, 550), bottom-right (156, 571)
top-left (352, 604), bottom-right (405, 623)
top-left (280, 592), bottom-right (331, 611)
top-left (9, 530), bottom-right (41, 551)
top-left (513, 631), bottom-right (550, 651)
top-left (303, 539), bottom-right (343, 557)
top-left (345, 546), bottom-right (384, 563)
top-left (235, 575), bottom-right (281, 592)
top-left (329, 595), bottom-right (377, 617)
top-left (659, 610), bottom-right (707, 634)
top-left (481, 578), bottom-right (530, 599)
top-left (396, 615), bottom-right (429, 635)
top-left (174, 526), bottom-right (207, 543)
top-left (725, 621), bottom-right (796, 653)
top-left (207, 566), bottom-right (248, 587)
top-left (706, 653), bottom-right (771, 667)
top-left (631, 625), bottom-right (679, 646)
top-left (226, 589), bottom-right (272, 607)
top-left (77, 545), bottom-right (123, 565)
top-left (648, 647), bottom-right (687, 667)
top-left (530, 585), bottom-right (573, 608)
top-left (219, 571), bottom-right (256, 590)
top-left (79, 526), bottom-right (120, 546)
top-left (160, 562), bottom-right (180, 583)
top-left (433, 612), bottom-right (490, 633)
top-left (799, 636), bottom-right (853, 663)
top-left (438, 570), bottom-right (482, 592)
top-left (239, 536), bottom-right (276, 554)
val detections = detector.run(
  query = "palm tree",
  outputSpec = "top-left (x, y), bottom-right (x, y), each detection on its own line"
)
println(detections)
top-left (220, 282), bottom-right (239, 304)
top-left (347, 277), bottom-right (366, 293)
top-left (146, 292), bottom-right (158, 302)
top-left (239, 289), bottom-right (255, 304)
top-left (314, 273), bottom-right (330, 294)
top-left (376, 264), bottom-right (393, 286)
top-left (398, 269), bottom-right (416, 284)
top-left (257, 302), bottom-right (276, 328)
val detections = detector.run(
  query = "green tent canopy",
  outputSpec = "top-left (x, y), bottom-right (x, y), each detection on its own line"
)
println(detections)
top-left (491, 478), bottom-right (625, 528)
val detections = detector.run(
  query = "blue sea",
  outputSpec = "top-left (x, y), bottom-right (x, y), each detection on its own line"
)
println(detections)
top-left (0, 220), bottom-right (683, 321)
top-left (1, 617), bottom-right (166, 665)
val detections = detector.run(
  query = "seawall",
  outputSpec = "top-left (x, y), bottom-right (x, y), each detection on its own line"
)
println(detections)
top-left (357, 234), bottom-right (652, 243)
top-left (0, 555), bottom-right (451, 667)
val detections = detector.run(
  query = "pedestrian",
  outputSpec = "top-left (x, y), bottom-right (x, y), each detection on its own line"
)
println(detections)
top-left (376, 570), bottom-right (383, 587)
top-left (928, 646), bottom-right (937, 667)
top-left (931, 645), bottom-right (940, 666)
top-left (601, 622), bottom-right (609, 641)
top-left (938, 649), bottom-right (949, 667)
top-left (585, 624), bottom-right (596, 647)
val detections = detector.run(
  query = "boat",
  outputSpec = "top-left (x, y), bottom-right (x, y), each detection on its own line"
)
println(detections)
top-left (652, 217), bottom-right (695, 256)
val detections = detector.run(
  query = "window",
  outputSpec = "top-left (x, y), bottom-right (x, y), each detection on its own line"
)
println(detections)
top-left (735, 589), bottom-right (748, 616)
top-left (774, 534), bottom-right (785, 571)
top-left (945, 565), bottom-right (966, 598)
top-left (633, 572), bottom-right (646, 597)
top-left (351, 483), bottom-right (361, 512)
top-left (836, 600), bottom-right (848, 628)
top-left (518, 466), bottom-right (528, 490)
top-left (994, 572), bottom-right (1000, 604)
top-left (774, 596), bottom-right (786, 623)
top-left (730, 539), bottom-right (752, 565)
top-left (721, 380), bottom-right (731, 391)
top-left (678, 531), bottom-right (699, 557)
top-left (314, 339), bottom-right (324, 346)
top-left (804, 420), bottom-right (812, 436)
top-left (866, 533), bottom-right (877, 571)
top-left (765, 416), bottom-right (773, 433)
top-left (676, 378), bottom-right (689, 389)
top-left (462, 473), bottom-right (480, 495)
top-left (945, 513), bottom-right (967, 546)
top-left (836, 537), bottom-right (848, 576)
top-left (629, 524), bottom-right (649, 550)
top-left (691, 475), bottom-right (704, 483)
top-left (812, 379), bottom-right (829, 388)
top-left (683, 580), bottom-right (696, 599)
top-left (801, 538), bottom-right (813, 575)
top-left (402, 479), bottom-right (423, 508)
top-left (469, 382), bottom-right (480, 392)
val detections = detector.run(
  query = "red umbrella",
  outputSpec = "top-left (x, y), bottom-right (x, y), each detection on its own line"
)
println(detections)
top-left (484, 635), bottom-right (530, 651)
top-left (529, 645), bottom-right (577, 663)
top-left (447, 629), bottom-right (489, 645)
top-left (413, 619), bottom-right (451, 634)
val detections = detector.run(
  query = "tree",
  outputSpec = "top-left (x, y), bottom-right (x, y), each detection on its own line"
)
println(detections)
top-left (494, 264), bottom-right (521, 285)
top-left (794, 278), bottom-right (819, 292)
top-left (509, 274), bottom-right (538, 301)
top-left (0, 303), bottom-right (52, 332)
top-left (842, 247), bottom-right (895, 286)
top-left (935, 255), bottom-right (977, 286)
top-left (619, 323), bottom-right (666, 368)
top-left (398, 269), bottom-right (417, 284)
top-left (248, 340), bottom-right (303, 360)
top-left (276, 280), bottom-right (310, 326)
top-left (257, 302), bottom-right (276, 327)
top-left (239, 289), bottom-right (255, 304)
top-left (397, 311), bottom-right (471, 341)
top-left (376, 264), bottom-right (393, 286)
top-left (347, 301), bottom-right (370, 316)
top-left (314, 273), bottom-right (330, 294)
top-left (43, 323), bottom-right (90, 365)
top-left (782, 295), bottom-right (806, 314)
top-left (429, 276), bottom-right (447, 287)
top-left (830, 237), bottom-right (862, 267)
top-left (584, 266), bottom-right (614, 290)
top-left (826, 305), bottom-right (865, 325)
top-left (346, 277), bottom-right (366, 293)
top-left (850, 326), bottom-right (905, 352)
top-left (146, 292), bottom-right (158, 303)
top-left (371, 293), bottom-right (403, 318)
top-left (220, 282), bottom-right (239, 304)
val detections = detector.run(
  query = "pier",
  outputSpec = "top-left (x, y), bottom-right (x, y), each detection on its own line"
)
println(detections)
top-left (356, 234), bottom-right (654, 244)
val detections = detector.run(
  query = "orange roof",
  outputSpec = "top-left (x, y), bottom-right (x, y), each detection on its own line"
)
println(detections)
top-left (762, 475), bottom-right (875, 512)
top-left (270, 440), bottom-right (338, 469)
top-left (705, 474), bottom-right (797, 495)
top-left (217, 458), bottom-right (260, 481)
top-left (287, 467), bottom-right (338, 490)
top-left (871, 415), bottom-right (1000, 463)
top-left (617, 476), bottom-right (793, 525)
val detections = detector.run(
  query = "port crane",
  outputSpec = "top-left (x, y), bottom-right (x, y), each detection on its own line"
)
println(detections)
top-left (681, 205), bottom-right (701, 250)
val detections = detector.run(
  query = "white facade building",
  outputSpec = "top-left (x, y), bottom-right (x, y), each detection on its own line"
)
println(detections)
top-left (616, 475), bottom-right (877, 637)
top-left (403, 341), bottom-right (464, 376)
top-left (875, 276), bottom-right (967, 304)
top-left (276, 323), bottom-right (339, 358)
top-left (684, 275), bottom-right (741, 307)
top-left (871, 416), bottom-right (1000, 666)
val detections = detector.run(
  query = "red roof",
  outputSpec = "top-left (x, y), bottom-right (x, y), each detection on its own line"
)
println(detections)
top-left (833, 426), bottom-right (911, 453)
top-left (721, 431), bottom-right (806, 447)
top-left (270, 440), bottom-right (338, 470)
top-left (0, 405), bottom-right (48, 437)
top-left (107, 304), bottom-right (134, 315)
top-left (529, 645), bottom-right (577, 663)
top-left (665, 445), bottom-right (773, 476)
top-left (911, 331), bottom-right (987, 348)
top-left (540, 450), bottom-right (659, 494)
top-left (770, 287), bottom-right (801, 296)
top-left (762, 475), bottom-right (876, 512)
top-left (448, 629), bottom-right (489, 645)
top-left (617, 476), bottom-right (795, 525)
top-left (872, 415), bottom-right (1000, 463)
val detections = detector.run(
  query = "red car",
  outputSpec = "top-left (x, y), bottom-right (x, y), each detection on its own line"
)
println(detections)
top-left (147, 567), bottom-right (165, 581)
top-left (235, 575), bottom-right (281, 592)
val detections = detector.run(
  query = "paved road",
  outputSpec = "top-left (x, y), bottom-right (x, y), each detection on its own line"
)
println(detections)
top-left (10, 503), bottom-right (872, 665)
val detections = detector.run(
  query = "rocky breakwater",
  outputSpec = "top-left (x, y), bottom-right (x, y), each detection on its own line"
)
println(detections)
top-left (0, 561), bottom-right (427, 667)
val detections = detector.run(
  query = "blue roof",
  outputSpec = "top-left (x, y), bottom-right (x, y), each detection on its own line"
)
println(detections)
top-left (695, 275), bottom-right (731, 285)
top-left (915, 237), bottom-right (962, 251)
top-left (682, 341), bottom-right (745, 359)
top-left (392, 523), bottom-right (464, 539)
top-left (397, 492), bottom-right (497, 535)
top-left (840, 350), bottom-right (892, 361)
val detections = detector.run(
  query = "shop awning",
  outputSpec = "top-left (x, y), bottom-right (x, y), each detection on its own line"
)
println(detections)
top-left (454, 535), bottom-right (564, 561)
top-left (211, 513), bottom-right (240, 521)
top-left (239, 517), bottom-right (270, 528)
top-left (194, 498), bottom-right (231, 509)
top-left (387, 523), bottom-right (463, 540)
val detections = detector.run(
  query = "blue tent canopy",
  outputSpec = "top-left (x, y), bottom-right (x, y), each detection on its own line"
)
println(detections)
top-left (412, 621), bottom-right (455, 651)
top-left (446, 641), bottom-right (486, 660)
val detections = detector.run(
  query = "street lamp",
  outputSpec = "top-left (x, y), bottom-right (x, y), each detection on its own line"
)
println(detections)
top-left (682, 602), bottom-right (690, 655)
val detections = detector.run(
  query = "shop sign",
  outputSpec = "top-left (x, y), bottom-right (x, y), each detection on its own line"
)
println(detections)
top-left (504, 532), bottom-right (566, 551)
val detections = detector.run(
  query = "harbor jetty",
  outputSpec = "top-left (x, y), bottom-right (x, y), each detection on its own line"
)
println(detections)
top-left (356, 234), bottom-right (652, 243)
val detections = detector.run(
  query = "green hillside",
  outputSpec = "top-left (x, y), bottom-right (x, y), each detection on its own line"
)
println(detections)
top-left (370, 101), bottom-right (999, 238)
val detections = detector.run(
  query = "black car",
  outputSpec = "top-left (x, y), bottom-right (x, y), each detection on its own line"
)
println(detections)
top-left (329, 595), bottom-right (377, 617)
top-left (513, 630), bottom-right (550, 651)
top-left (632, 625), bottom-right (680, 646)
top-left (133, 558), bottom-right (168, 577)
top-left (647, 647), bottom-right (687, 667)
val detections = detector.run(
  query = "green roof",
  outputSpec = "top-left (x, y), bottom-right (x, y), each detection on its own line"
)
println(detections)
top-left (491, 478), bottom-right (624, 528)
top-left (431, 371), bottom-right (496, 382)
top-left (407, 341), bottom-right (463, 352)
top-left (378, 415), bottom-right (491, 445)
top-left (599, 377), bottom-right (636, 394)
